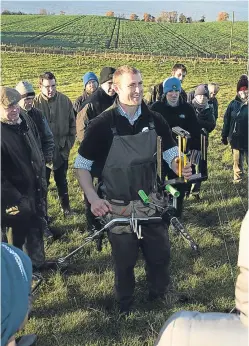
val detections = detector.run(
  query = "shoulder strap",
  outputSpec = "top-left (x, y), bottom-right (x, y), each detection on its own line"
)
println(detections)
top-left (110, 110), bottom-right (118, 136)
top-left (148, 111), bottom-right (155, 130)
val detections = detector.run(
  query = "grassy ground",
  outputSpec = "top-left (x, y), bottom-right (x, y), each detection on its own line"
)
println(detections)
top-left (2, 53), bottom-right (248, 345)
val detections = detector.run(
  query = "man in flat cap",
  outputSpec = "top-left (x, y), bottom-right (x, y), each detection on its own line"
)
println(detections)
top-left (16, 80), bottom-right (55, 239)
top-left (0, 86), bottom-right (53, 271)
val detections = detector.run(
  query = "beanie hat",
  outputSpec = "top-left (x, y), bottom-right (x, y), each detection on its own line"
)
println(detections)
top-left (0, 86), bottom-right (21, 109)
top-left (194, 84), bottom-right (209, 98)
top-left (82, 72), bottom-right (98, 88)
top-left (15, 81), bottom-right (35, 98)
top-left (237, 74), bottom-right (248, 92)
top-left (100, 67), bottom-right (116, 85)
top-left (163, 77), bottom-right (181, 94)
top-left (1, 243), bottom-right (32, 346)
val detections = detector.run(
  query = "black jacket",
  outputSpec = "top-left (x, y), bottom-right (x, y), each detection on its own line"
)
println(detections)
top-left (78, 100), bottom-right (177, 177)
top-left (191, 101), bottom-right (216, 133)
top-left (1, 111), bottom-right (47, 224)
top-left (150, 98), bottom-right (201, 150)
top-left (144, 82), bottom-right (187, 105)
top-left (76, 87), bottom-right (116, 142)
top-left (222, 97), bottom-right (248, 150)
top-left (27, 107), bottom-right (55, 163)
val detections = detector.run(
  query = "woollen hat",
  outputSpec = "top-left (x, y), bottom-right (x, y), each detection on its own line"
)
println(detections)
top-left (163, 77), bottom-right (181, 94)
top-left (194, 84), bottom-right (209, 98)
top-left (82, 72), bottom-right (99, 88)
top-left (15, 81), bottom-right (35, 98)
top-left (237, 75), bottom-right (248, 92)
top-left (1, 243), bottom-right (32, 346)
top-left (99, 67), bottom-right (116, 85)
top-left (0, 86), bottom-right (21, 109)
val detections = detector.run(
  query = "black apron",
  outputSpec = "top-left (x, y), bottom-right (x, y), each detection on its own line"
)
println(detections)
top-left (101, 114), bottom-right (157, 202)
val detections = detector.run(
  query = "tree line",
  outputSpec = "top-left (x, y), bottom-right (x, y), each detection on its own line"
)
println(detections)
top-left (106, 11), bottom-right (230, 22)
top-left (2, 9), bottom-right (230, 22)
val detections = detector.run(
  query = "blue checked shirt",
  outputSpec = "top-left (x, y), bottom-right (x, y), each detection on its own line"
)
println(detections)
top-left (74, 104), bottom-right (179, 170)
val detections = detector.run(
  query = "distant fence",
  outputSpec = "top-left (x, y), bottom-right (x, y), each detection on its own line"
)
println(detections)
top-left (1, 43), bottom-right (248, 62)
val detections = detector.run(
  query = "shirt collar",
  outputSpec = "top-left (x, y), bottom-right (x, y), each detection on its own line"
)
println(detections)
top-left (117, 102), bottom-right (142, 125)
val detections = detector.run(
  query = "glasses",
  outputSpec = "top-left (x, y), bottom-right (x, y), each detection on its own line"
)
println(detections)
top-left (41, 84), bottom-right (56, 90)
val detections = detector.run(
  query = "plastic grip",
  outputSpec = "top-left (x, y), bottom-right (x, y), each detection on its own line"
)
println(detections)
top-left (165, 184), bottom-right (180, 198)
top-left (138, 190), bottom-right (149, 204)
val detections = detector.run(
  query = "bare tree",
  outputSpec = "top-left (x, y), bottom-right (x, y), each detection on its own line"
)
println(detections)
top-left (39, 8), bottom-right (48, 15)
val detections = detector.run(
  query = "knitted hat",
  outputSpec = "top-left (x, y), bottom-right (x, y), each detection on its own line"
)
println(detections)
top-left (237, 75), bottom-right (248, 92)
top-left (15, 81), bottom-right (35, 98)
top-left (1, 243), bottom-right (32, 346)
top-left (194, 84), bottom-right (209, 98)
top-left (82, 72), bottom-right (98, 88)
top-left (99, 67), bottom-right (116, 85)
top-left (0, 86), bottom-right (21, 109)
top-left (163, 77), bottom-right (181, 94)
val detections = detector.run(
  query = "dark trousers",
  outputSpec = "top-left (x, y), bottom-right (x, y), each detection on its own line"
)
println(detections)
top-left (186, 164), bottom-right (202, 195)
top-left (3, 215), bottom-right (45, 269)
top-left (46, 160), bottom-right (70, 210)
top-left (46, 160), bottom-right (68, 196)
top-left (108, 223), bottom-right (170, 310)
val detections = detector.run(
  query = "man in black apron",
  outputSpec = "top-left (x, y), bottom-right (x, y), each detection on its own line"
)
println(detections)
top-left (74, 66), bottom-right (192, 314)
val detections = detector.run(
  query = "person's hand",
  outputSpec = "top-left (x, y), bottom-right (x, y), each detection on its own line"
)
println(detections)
top-left (171, 157), bottom-right (192, 180)
top-left (182, 162), bottom-right (192, 180)
top-left (91, 198), bottom-right (112, 217)
top-left (6, 205), bottom-right (20, 216)
top-left (221, 137), bottom-right (228, 145)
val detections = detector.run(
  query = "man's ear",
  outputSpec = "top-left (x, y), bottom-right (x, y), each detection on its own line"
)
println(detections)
top-left (113, 83), bottom-right (120, 94)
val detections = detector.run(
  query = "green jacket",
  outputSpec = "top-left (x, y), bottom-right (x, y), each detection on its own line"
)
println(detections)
top-left (34, 91), bottom-right (76, 170)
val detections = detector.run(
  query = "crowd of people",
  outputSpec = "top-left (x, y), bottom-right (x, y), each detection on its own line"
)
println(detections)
top-left (1, 63), bottom-right (248, 346)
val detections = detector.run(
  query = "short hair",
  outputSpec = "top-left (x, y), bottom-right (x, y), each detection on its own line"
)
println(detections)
top-left (113, 65), bottom-right (141, 85)
top-left (39, 71), bottom-right (56, 85)
top-left (172, 63), bottom-right (187, 74)
top-left (208, 82), bottom-right (219, 91)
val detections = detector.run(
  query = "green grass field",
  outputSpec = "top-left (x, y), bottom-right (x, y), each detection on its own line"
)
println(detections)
top-left (2, 51), bottom-right (248, 345)
top-left (1, 15), bottom-right (248, 58)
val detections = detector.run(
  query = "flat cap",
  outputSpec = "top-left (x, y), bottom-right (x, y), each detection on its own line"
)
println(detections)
top-left (0, 86), bottom-right (21, 109)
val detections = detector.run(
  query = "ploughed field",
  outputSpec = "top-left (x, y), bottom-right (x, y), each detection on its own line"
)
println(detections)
top-left (1, 15), bottom-right (248, 58)
top-left (2, 52), bottom-right (248, 346)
